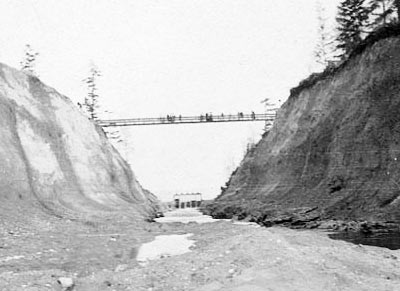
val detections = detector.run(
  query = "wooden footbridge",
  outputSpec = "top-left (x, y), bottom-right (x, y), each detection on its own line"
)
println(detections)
top-left (97, 112), bottom-right (275, 127)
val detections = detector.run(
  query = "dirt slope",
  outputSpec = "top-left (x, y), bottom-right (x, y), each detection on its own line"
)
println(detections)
top-left (0, 63), bottom-right (158, 220)
top-left (207, 31), bottom-right (400, 223)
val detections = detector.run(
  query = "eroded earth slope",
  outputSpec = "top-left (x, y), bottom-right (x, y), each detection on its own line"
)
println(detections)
top-left (207, 31), bottom-right (400, 223)
top-left (0, 63), bottom-right (158, 221)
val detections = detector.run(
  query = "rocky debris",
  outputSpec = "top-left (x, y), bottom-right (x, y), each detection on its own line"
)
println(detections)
top-left (2, 219), bottom-right (400, 290)
top-left (203, 205), bottom-right (322, 229)
top-left (57, 277), bottom-right (74, 290)
top-left (114, 264), bottom-right (129, 272)
top-left (259, 207), bottom-right (321, 228)
top-left (66, 222), bottom-right (400, 290)
top-left (318, 220), bottom-right (400, 233)
top-left (216, 206), bottom-right (400, 233)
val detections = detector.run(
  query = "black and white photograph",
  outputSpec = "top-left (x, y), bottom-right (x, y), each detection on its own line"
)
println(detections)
top-left (1, 0), bottom-right (400, 290)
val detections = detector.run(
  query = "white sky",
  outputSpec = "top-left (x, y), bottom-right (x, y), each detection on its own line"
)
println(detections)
top-left (0, 0), bottom-right (340, 201)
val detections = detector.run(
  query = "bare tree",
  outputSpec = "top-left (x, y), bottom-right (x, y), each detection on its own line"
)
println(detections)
top-left (261, 97), bottom-right (277, 131)
top-left (102, 111), bottom-right (124, 144)
top-left (105, 129), bottom-right (123, 143)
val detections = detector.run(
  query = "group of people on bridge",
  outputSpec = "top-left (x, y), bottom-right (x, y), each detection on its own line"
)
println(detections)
top-left (162, 111), bottom-right (257, 123)
top-left (166, 114), bottom-right (181, 122)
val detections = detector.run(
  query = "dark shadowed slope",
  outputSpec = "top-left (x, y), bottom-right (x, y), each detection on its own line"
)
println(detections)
top-left (206, 29), bottom-right (400, 223)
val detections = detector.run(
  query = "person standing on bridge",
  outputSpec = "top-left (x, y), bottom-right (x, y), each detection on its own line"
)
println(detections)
top-left (251, 111), bottom-right (256, 120)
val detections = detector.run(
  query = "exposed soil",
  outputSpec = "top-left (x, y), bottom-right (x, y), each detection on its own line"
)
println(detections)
top-left (0, 63), bottom-right (159, 220)
top-left (1, 211), bottom-right (400, 291)
top-left (207, 32), bottom-right (400, 223)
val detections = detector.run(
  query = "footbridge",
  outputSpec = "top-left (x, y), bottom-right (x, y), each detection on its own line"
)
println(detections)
top-left (97, 112), bottom-right (275, 127)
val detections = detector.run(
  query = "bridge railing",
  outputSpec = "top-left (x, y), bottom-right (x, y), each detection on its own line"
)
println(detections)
top-left (97, 113), bottom-right (276, 127)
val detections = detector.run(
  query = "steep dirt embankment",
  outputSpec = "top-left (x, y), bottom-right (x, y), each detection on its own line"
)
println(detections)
top-left (207, 32), bottom-right (400, 224)
top-left (0, 63), bottom-right (158, 220)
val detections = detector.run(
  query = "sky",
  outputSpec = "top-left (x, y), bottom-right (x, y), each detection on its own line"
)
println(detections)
top-left (0, 0), bottom-right (340, 201)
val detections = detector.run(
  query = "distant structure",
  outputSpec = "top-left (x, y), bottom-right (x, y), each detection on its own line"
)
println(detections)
top-left (173, 193), bottom-right (202, 209)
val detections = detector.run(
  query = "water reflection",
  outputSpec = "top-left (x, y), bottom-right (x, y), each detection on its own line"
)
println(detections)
top-left (329, 231), bottom-right (400, 250)
top-left (136, 233), bottom-right (195, 263)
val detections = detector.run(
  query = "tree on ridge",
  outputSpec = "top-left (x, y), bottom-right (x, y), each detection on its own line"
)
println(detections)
top-left (314, 1), bottom-right (336, 68)
top-left (83, 63), bottom-right (101, 120)
top-left (20, 44), bottom-right (39, 76)
top-left (368, 0), bottom-right (394, 27)
top-left (336, 0), bottom-right (370, 58)
top-left (394, 0), bottom-right (400, 19)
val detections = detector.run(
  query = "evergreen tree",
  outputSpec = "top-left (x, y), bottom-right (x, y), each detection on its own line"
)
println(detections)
top-left (336, 0), bottom-right (370, 57)
top-left (314, 1), bottom-right (336, 68)
top-left (83, 64), bottom-right (101, 120)
top-left (368, 0), bottom-right (394, 27)
top-left (81, 66), bottom-right (124, 145)
top-left (20, 44), bottom-right (39, 76)
top-left (394, 0), bottom-right (400, 20)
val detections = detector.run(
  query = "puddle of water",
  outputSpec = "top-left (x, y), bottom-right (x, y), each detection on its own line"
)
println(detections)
top-left (328, 231), bottom-right (400, 250)
top-left (136, 233), bottom-right (195, 263)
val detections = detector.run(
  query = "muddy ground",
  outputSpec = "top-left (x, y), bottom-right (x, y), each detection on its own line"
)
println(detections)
top-left (1, 209), bottom-right (400, 291)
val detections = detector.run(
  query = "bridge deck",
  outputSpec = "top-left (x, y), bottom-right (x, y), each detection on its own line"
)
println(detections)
top-left (98, 113), bottom-right (275, 127)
